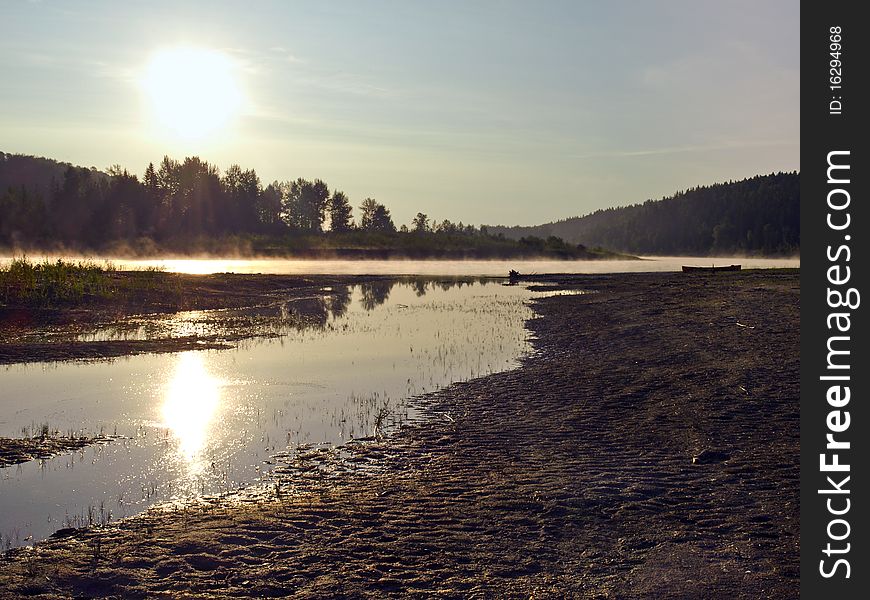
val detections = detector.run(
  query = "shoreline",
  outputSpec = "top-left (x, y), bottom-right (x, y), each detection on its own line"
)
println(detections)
top-left (0, 270), bottom-right (799, 597)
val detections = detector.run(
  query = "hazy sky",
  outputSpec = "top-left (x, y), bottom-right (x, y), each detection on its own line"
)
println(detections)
top-left (1, 1), bottom-right (799, 227)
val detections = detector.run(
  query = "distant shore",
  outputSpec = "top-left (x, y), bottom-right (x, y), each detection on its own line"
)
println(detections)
top-left (0, 270), bottom-right (799, 597)
top-left (1, 246), bottom-right (638, 262)
top-left (0, 227), bottom-right (638, 262)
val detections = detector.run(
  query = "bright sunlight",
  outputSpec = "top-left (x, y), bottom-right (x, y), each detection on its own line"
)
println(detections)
top-left (161, 352), bottom-right (222, 467)
top-left (141, 46), bottom-right (242, 141)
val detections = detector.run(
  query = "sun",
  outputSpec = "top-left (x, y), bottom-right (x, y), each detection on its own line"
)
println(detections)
top-left (141, 46), bottom-right (242, 141)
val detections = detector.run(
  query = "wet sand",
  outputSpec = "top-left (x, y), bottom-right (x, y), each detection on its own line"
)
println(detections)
top-left (0, 270), bottom-right (799, 598)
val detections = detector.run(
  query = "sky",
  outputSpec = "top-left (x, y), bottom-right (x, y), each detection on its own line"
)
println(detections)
top-left (0, 0), bottom-right (799, 227)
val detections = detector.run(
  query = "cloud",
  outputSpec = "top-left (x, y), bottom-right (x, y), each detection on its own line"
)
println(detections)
top-left (13, 50), bottom-right (136, 82)
top-left (569, 139), bottom-right (795, 161)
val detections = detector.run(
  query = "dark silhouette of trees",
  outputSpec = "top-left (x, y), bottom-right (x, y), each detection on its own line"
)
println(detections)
top-left (0, 151), bottom-right (73, 198)
top-left (0, 153), bottom-right (402, 248)
top-left (0, 186), bottom-right (49, 243)
top-left (53, 165), bottom-right (109, 245)
top-left (221, 164), bottom-right (262, 233)
top-left (327, 285), bottom-right (353, 318)
top-left (258, 181), bottom-right (284, 233)
top-left (360, 281), bottom-right (394, 310)
top-left (358, 198), bottom-right (378, 231)
top-left (0, 152), bottom-right (798, 258)
top-left (359, 198), bottom-right (395, 233)
top-left (176, 156), bottom-right (222, 237)
top-left (412, 212), bottom-right (429, 233)
top-left (280, 178), bottom-right (329, 232)
top-left (329, 191), bottom-right (354, 232)
top-left (102, 167), bottom-right (145, 240)
top-left (142, 162), bottom-right (160, 236)
top-left (371, 205), bottom-right (396, 233)
top-left (487, 172), bottom-right (799, 255)
top-left (302, 179), bottom-right (330, 232)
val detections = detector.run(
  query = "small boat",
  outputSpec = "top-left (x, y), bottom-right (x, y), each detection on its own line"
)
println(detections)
top-left (682, 264), bottom-right (741, 273)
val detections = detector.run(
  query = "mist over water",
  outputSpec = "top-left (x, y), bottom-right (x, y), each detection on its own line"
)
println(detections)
top-left (0, 256), bottom-right (799, 276)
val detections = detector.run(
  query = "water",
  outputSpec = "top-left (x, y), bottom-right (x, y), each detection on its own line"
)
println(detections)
top-left (0, 280), bottom-right (540, 549)
top-left (0, 256), bottom-right (799, 276)
top-left (0, 257), bottom-right (799, 549)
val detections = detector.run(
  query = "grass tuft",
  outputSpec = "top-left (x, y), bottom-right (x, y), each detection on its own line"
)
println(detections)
top-left (0, 256), bottom-right (118, 306)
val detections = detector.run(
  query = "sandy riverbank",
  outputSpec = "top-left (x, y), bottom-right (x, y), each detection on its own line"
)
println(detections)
top-left (0, 270), bottom-right (799, 598)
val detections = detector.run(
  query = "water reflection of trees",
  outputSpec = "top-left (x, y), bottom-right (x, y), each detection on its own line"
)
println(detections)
top-left (286, 296), bottom-right (330, 327)
top-left (360, 281), bottom-right (395, 311)
top-left (264, 277), bottom-right (503, 338)
top-left (355, 278), bottom-right (490, 309)
top-left (277, 278), bottom-right (493, 318)
top-left (327, 286), bottom-right (352, 318)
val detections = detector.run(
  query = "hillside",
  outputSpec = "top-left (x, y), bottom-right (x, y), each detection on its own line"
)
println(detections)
top-left (0, 152), bottom-right (107, 197)
top-left (487, 172), bottom-right (799, 256)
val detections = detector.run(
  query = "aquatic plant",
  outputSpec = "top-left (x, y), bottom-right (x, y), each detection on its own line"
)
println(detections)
top-left (0, 256), bottom-right (172, 307)
top-left (0, 256), bottom-right (115, 305)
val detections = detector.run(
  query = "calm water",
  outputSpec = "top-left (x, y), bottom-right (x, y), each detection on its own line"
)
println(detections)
top-left (0, 281), bottom-right (541, 549)
top-left (1, 256), bottom-right (799, 275)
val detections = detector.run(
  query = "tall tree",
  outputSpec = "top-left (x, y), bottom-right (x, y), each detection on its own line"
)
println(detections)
top-left (221, 164), bottom-right (262, 232)
top-left (358, 198), bottom-right (379, 231)
top-left (156, 156), bottom-right (181, 237)
top-left (304, 179), bottom-right (330, 232)
top-left (412, 212), bottom-right (429, 233)
top-left (281, 178), bottom-right (329, 231)
top-left (370, 203), bottom-right (396, 233)
top-left (329, 190), bottom-right (354, 232)
top-left (103, 169), bottom-right (144, 240)
top-left (53, 166), bottom-right (107, 244)
top-left (175, 156), bottom-right (221, 236)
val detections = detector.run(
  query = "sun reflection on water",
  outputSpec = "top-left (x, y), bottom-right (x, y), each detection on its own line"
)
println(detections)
top-left (161, 352), bottom-right (221, 472)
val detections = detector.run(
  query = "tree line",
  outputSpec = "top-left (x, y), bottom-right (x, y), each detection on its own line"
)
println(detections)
top-left (0, 152), bottom-right (489, 248)
top-left (487, 172), bottom-right (800, 255)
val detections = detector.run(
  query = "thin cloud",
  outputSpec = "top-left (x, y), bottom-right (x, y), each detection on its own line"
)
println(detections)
top-left (570, 140), bottom-right (795, 161)
top-left (13, 50), bottom-right (136, 82)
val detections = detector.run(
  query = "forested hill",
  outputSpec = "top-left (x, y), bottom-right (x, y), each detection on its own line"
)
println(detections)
top-left (0, 152), bottom-right (107, 197)
top-left (487, 172), bottom-right (800, 255)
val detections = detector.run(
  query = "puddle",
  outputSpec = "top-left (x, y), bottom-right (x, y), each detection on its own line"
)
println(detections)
top-left (0, 280), bottom-right (546, 549)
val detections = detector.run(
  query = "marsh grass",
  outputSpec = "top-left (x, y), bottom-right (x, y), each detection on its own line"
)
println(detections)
top-left (0, 257), bottom-right (116, 305)
top-left (0, 256), bottom-right (168, 307)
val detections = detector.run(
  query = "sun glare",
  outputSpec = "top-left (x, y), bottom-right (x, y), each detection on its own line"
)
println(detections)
top-left (161, 352), bottom-right (222, 467)
top-left (141, 46), bottom-right (242, 141)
